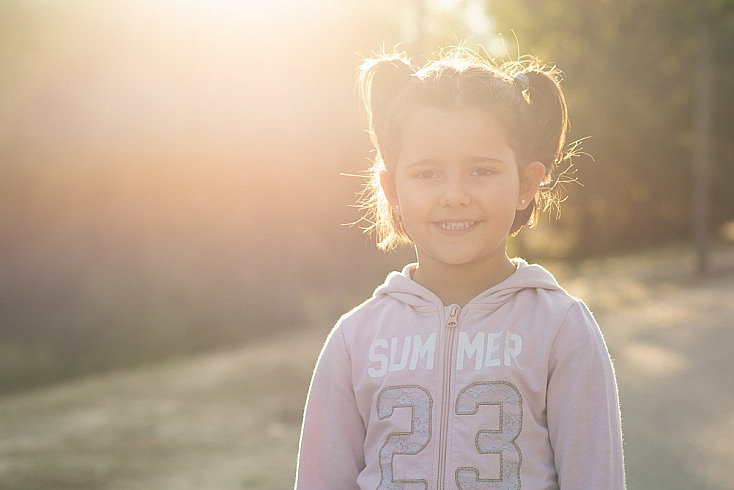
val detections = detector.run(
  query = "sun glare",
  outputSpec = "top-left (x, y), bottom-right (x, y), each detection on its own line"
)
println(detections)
top-left (134, 0), bottom-right (329, 23)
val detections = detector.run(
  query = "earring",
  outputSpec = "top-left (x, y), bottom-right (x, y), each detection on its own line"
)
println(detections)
top-left (521, 199), bottom-right (526, 206)
top-left (394, 204), bottom-right (401, 214)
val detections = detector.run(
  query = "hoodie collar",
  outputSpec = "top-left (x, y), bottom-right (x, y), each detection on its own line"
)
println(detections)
top-left (373, 258), bottom-right (565, 311)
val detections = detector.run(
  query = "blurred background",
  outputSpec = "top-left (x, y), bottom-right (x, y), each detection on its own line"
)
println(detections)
top-left (1, 0), bottom-right (733, 488)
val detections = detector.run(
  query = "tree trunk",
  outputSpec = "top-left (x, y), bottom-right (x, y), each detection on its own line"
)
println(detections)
top-left (693, 5), bottom-right (713, 274)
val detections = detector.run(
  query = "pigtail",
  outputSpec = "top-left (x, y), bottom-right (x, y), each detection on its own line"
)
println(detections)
top-left (508, 65), bottom-right (571, 235)
top-left (523, 69), bottom-right (568, 170)
top-left (357, 52), bottom-right (415, 250)
top-left (359, 52), bottom-right (415, 165)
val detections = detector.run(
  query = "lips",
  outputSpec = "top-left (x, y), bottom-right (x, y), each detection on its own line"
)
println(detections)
top-left (436, 220), bottom-right (476, 231)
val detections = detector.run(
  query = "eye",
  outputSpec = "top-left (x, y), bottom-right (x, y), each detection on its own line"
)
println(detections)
top-left (471, 167), bottom-right (495, 177)
top-left (415, 170), bottom-right (439, 179)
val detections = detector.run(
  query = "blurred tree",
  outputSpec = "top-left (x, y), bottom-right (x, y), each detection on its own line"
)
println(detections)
top-left (694, 4), bottom-right (714, 273)
top-left (3, 0), bottom-right (732, 394)
top-left (485, 0), bottom-right (734, 257)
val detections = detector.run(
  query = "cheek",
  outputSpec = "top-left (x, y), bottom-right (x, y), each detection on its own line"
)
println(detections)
top-left (394, 191), bottom-right (431, 235)
top-left (396, 199), bottom-right (426, 227)
top-left (481, 177), bottom-right (519, 204)
top-left (395, 179), bottom-right (429, 209)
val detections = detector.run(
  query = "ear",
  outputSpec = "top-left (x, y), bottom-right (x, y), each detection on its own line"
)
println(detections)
top-left (379, 170), bottom-right (399, 209)
top-left (517, 161), bottom-right (546, 210)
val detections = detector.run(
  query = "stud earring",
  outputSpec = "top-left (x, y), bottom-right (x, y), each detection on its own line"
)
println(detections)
top-left (394, 204), bottom-right (401, 214)
top-left (521, 199), bottom-right (526, 206)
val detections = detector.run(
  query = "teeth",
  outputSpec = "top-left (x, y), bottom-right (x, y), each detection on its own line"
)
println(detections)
top-left (438, 221), bottom-right (474, 231)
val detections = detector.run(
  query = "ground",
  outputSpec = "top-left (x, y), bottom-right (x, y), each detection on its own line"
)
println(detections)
top-left (1, 246), bottom-right (732, 489)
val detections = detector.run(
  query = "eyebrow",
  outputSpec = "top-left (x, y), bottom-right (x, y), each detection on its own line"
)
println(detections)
top-left (402, 158), bottom-right (438, 169)
top-left (465, 155), bottom-right (509, 164)
top-left (402, 155), bottom-right (510, 169)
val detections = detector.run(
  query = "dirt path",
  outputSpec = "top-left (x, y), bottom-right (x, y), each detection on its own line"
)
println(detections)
top-left (555, 247), bottom-right (734, 489)
top-left (0, 329), bottom-right (321, 489)
top-left (1, 247), bottom-right (732, 489)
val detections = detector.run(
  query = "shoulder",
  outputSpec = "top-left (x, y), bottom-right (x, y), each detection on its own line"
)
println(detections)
top-left (515, 278), bottom-right (584, 324)
top-left (340, 293), bottom-right (389, 321)
top-left (548, 295), bottom-right (610, 361)
top-left (512, 260), bottom-right (583, 316)
top-left (336, 292), bottom-right (405, 334)
top-left (524, 280), bottom-right (603, 343)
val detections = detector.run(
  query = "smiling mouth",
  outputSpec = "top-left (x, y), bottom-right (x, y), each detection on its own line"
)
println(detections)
top-left (437, 220), bottom-right (476, 231)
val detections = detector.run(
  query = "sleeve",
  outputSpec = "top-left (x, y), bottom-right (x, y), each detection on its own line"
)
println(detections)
top-left (546, 300), bottom-right (625, 489)
top-left (295, 321), bottom-right (366, 489)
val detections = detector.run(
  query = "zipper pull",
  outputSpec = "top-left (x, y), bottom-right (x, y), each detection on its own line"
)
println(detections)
top-left (446, 305), bottom-right (460, 328)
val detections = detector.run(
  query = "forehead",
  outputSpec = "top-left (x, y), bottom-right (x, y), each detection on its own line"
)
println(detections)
top-left (398, 106), bottom-right (515, 163)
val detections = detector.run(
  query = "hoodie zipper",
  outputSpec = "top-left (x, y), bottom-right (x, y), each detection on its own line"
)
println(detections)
top-left (437, 304), bottom-right (460, 489)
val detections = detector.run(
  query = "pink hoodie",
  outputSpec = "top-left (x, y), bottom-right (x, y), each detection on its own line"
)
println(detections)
top-left (296, 259), bottom-right (625, 489)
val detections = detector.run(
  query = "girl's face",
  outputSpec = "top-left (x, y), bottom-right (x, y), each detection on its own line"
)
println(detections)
top-left (384, 106), bottom-right (541, 272)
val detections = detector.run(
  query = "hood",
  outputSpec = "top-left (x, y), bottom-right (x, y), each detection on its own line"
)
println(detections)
top-left (373, 258), bottom-right (566, 310)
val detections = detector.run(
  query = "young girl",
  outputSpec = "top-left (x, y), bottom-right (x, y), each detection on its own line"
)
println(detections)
top-left (296, 48), bottom-right (625, 489)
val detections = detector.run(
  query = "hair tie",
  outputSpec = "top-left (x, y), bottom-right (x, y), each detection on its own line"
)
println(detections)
top-left (514, 72), bottom-right (529, 91)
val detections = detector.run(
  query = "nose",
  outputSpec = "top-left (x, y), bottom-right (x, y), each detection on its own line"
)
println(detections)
top-left (439, 177), bottom-right (470, 207)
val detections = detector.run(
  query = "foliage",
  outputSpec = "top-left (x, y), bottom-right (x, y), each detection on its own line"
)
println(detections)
top-left (485, 0), bottom-right (734, 255)
top-left (1, 0), bottom-right (733, 393)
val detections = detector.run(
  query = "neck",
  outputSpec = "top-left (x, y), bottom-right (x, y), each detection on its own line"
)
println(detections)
top-left (411, 250), bottom-right (517, 307)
